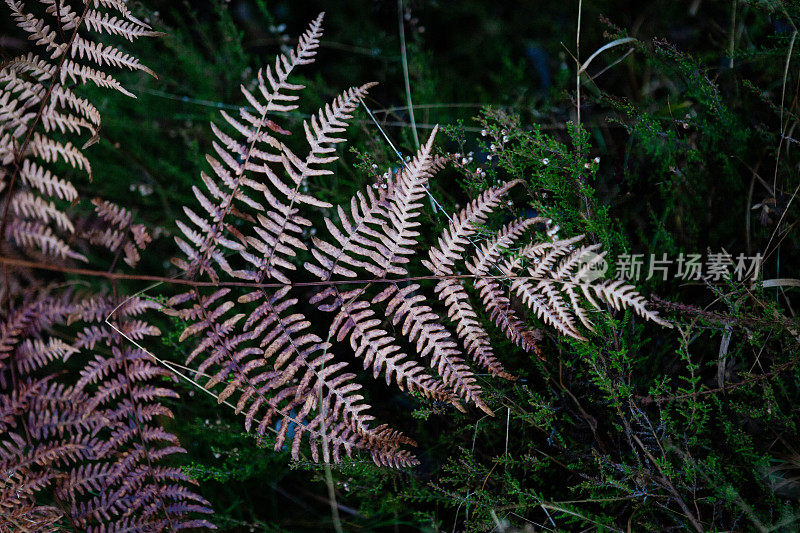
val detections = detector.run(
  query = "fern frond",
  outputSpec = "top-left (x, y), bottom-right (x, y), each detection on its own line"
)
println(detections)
top-left (1, 1), bottom-right (210, 527)
top-left (307, 130), bottom-right (489, 412)
top-left (7, 220), bottom-right (87, 261)
top-left (10, 190), bottom-right (74, 232)
top-left (421, 179), bottom-right (523, 378)
top-left (17, 160), bottom-right (77, 201)
top-left (167, 14), bottom-right (671, 473)
top-left (498, 235), bottom-right (671, 338)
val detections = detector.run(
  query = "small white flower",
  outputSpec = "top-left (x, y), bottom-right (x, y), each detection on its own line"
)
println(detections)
top-left (542, 158), bottom-right (550, 165)
top-left (594, 156), bottom-right (600, 163)
top-left (489, 144), bottom-right (496, 151)
top-left (371, 163), bottom-right (378, 169)
top-left (380, 183), bottom-right (387, 189)
top-left (481, 129), bottom-right (487, 136)
top-left (461, 158), bottom-right (468, 165)
top-left (476, 167), bottom-right (482, 173)
top-left (487, 154), bottom-right (493, 160)
top-left (584, 163), bottom-right (591, 169)
top-left (502, 135), bottom-right (508, 142)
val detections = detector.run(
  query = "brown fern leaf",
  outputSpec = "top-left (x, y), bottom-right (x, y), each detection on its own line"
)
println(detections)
top-left (170, 14), bottom-right (419, 468)
top-left (466, 217), bottom-right (548, 351)
top-left (83, 199), bottom-right (151, 267)
top-left (2, 1), bottom-right (213, 527)
top-left (1, 0), bottom-right (157, 263)
top-left (174, 12), bottom-right (325, 282)
top-left (421, 179), bottom-right (523, 379)
top-left (307, 129), bottom-right (489, 413)
top-left (168, 14), bottom-right (671, 471)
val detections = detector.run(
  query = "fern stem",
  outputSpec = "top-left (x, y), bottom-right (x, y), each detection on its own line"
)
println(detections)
top-left (0, 253), bottom-right (673, 293)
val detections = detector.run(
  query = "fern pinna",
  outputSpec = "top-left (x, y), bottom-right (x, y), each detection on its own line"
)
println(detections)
top-left (169, 13), bottom-right (668, 469)
top-left (1, 0), bottom-right (212, 529)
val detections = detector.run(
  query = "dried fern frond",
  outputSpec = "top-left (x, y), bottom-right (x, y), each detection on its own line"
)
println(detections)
top-left (308, 130), bottom-right (491, 414)
top-left (169, 13), bottom-right (669, 470)
top-left (1, 1), bottom-right (213, 528)
top-left (1, 0), bottom-right (159, 263)
top-left (0, 290), bottom-right (214, 530)
top-left (80, 198), bottom-right (152, 267)
top-left (170, 13), bottom-right (419, 468)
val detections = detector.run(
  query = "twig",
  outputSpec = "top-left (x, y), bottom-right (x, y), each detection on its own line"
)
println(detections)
top-left (637, 356), bottom-right (799, 406)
